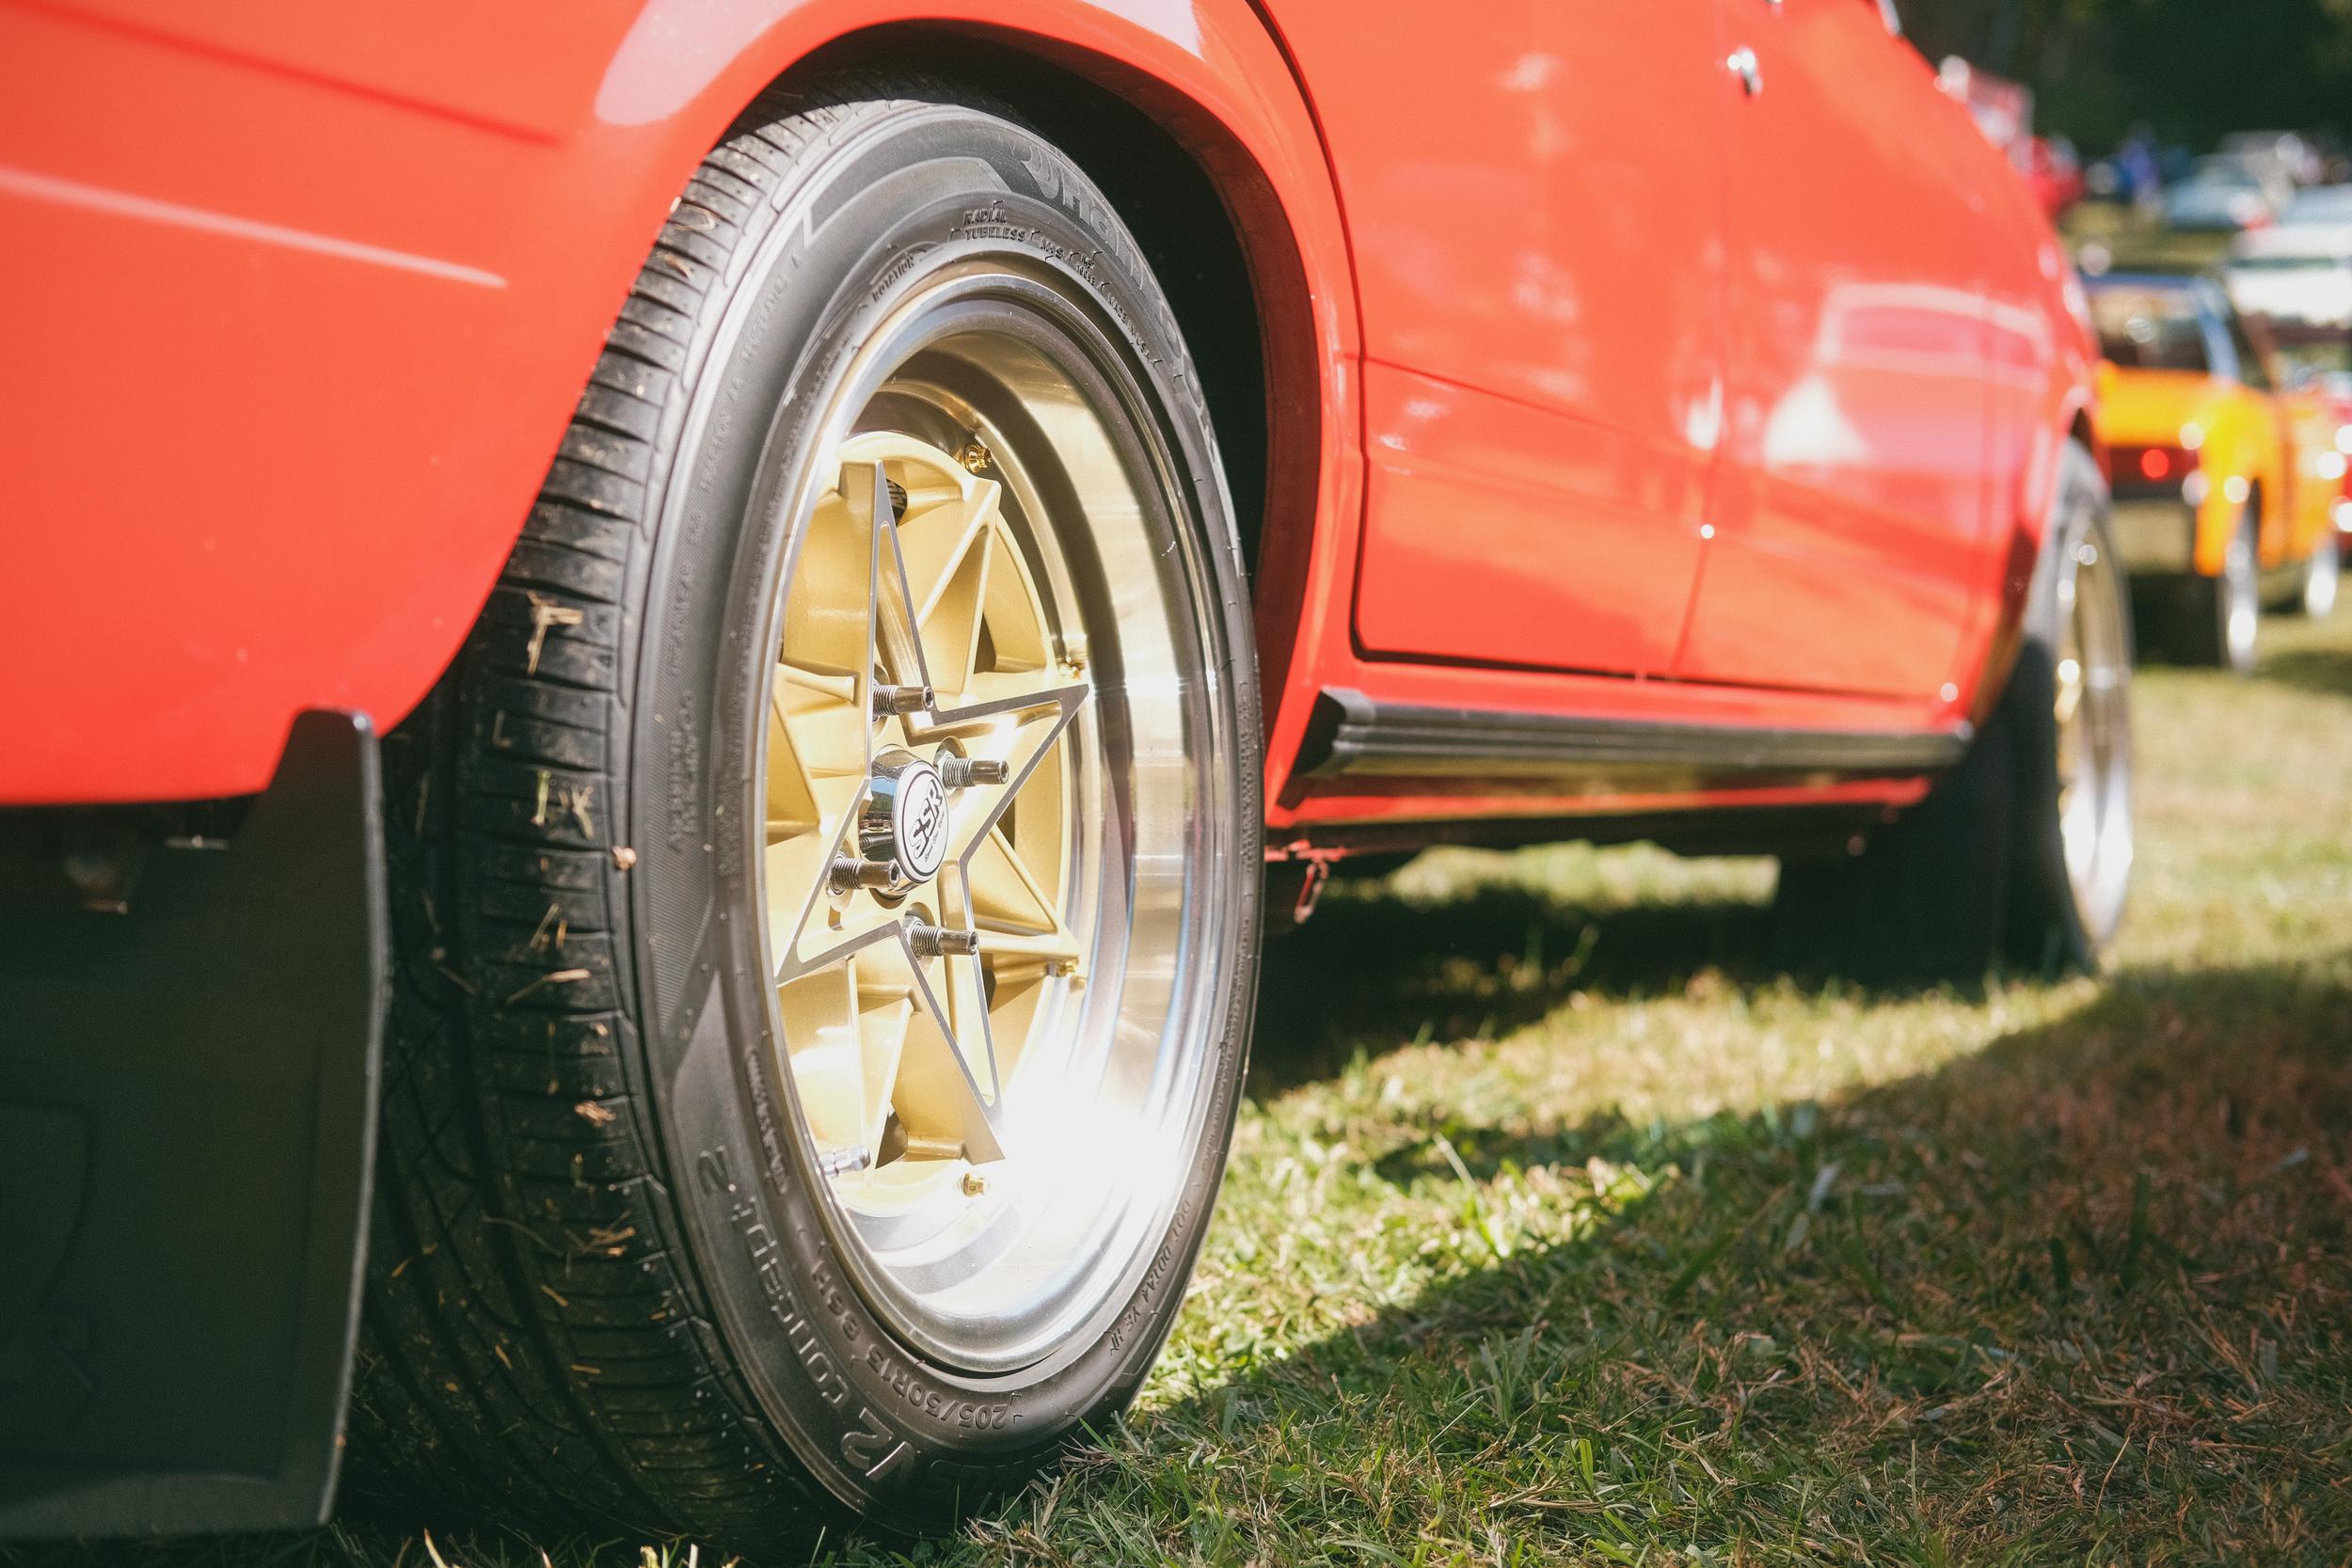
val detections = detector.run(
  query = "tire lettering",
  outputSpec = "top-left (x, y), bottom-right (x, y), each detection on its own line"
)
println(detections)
top-left (701, 1141), bottom-right (850, 1405)
top-left (842, 1405), bottom-right (912, 1487)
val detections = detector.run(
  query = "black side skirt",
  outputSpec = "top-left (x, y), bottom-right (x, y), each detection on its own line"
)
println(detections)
top-left (0, 711), bottom-right (386, 1538)
top-left (1297, 687), bottom-right (1971, 795)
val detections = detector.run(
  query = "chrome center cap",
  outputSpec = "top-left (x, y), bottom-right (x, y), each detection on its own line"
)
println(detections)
top-left (862, 748), bottom-right (949, 888)
top-left (892, 759), bottom-right (948, 881)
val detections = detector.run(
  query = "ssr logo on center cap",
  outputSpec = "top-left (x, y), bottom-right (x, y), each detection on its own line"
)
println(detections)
top-left (893, 762), bottom-right (948, 881)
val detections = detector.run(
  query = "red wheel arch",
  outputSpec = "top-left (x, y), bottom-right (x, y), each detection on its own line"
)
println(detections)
top-left (0, 0), bottom-right (1361, 805)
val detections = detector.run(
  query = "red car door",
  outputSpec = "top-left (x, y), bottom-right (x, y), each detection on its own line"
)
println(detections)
top-left (1676, 1), bottom-right (1995, 699)
top-left (1263, 0), bottom-right (1728, 678)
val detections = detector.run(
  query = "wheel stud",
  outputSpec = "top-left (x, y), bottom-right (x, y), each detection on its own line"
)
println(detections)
top-left (906, 921), bottom-right (980, 958)
top-left (830, 855), bottom-right (902, 893)
top-left (871, 682), bottom-right (933, 717)
top-left (941, 755), bottom-right (1009, 788)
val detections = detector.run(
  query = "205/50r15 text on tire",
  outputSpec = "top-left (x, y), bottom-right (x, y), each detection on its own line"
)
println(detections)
top-left (356, 82), bottom-right (1263, 1550)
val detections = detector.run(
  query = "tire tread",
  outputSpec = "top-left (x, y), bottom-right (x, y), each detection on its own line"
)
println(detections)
top-left (353, 85), bottom-right (862, 1547)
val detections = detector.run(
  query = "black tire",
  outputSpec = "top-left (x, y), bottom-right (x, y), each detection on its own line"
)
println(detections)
top-left (2175, 505), bottom-right (2262, 672)
top-left (354, 82), bottom-right (1262, 1552)
top-left (1773, 440), bottom-right (2133, 980)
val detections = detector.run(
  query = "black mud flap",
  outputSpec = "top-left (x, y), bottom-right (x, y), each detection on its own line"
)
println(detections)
top-left (0, 712), bottom-right (386, 1537)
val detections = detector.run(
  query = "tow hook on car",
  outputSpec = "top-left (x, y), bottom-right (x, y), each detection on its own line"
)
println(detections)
top-left (1266, 847), bottom-right (1339, 927)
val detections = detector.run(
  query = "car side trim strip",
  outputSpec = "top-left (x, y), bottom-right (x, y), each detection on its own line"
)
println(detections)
top-left (1298, 687), bottom-right (1972, 786)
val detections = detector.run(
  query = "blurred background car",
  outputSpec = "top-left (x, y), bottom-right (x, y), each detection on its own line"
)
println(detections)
top-left (2020, 134), bottom-right (2088, 218)
top-left (2089, 273), bottom-right (2340, 669)
top-left (2226, 186), bottom-right (2352, 333)
top-left (2219, 129), bottom-right (2328, 188)
top-left (2164, 154), bottom-right (2292, 231)
top-left (1936, 55), bottom-right (2084, 218)
top-left (2300, 367), bottom-right (2352, 545)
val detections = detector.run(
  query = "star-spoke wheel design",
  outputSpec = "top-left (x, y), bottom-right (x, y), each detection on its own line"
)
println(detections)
top-left (762, 433), bottom-right (1091, 1204)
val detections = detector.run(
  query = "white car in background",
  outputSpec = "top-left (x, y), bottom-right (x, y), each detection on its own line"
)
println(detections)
top-left (2228, 185), bottom-right (2352, 332)
top-left (2169, 154), bottom-right (2295, 231)
top-left (2220, 130), bottom-right (2328, 189)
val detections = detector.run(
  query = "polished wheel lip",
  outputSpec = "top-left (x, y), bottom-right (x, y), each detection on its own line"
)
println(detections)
top-left (2054, 519), bottom-right (2134, 945)
top-left (742, 257), bottom-right (1240, 1374)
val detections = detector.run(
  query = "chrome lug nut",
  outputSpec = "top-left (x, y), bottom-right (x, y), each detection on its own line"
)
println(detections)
top-left (940, 755), bottom-right (1009, 788)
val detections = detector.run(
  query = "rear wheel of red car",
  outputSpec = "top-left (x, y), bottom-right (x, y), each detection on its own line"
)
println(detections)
top-left (354, 83), bottom-right (1262, 1550)
top-left (1774, 439), bottom-right (2132, 978)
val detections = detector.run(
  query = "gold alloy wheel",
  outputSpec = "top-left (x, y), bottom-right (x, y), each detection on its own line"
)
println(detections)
top-left (765, 434), bottom-right (1089, 1208)
top-left (742, 277), bottom-right (1245, 1375)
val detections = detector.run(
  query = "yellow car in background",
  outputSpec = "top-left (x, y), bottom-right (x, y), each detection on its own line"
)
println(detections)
top-left (2089, 272), bottom-right (2343, 670)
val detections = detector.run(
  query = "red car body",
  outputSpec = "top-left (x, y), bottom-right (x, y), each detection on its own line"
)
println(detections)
top-left (2, 0), bottom-right (2091, 836)
top-left (0, 0), bottom-right (2100, 1538)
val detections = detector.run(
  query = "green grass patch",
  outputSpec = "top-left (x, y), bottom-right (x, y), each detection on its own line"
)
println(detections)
top-left (19, 618), bottom-right (2352, 1567)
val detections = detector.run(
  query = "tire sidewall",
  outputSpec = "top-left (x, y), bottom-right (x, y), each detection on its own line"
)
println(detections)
top-left (615, 101), bottom-right (1261, 1526)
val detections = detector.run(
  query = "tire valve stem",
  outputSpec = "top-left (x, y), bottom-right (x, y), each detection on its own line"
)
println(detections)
top-left (956, 439), bottom-right (992, 474)
top-left (907, 922), bottom-right (980, 958)
top-left (871, 682), bottom-right (934, 717)
top-left (940, 755), bottom-right (1009, 789)
top-left (818, 1145), bottom-right (872, 1178)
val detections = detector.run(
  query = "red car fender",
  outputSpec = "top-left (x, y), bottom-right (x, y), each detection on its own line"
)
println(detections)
top-left (0, 0), bottom-right (1361, 805)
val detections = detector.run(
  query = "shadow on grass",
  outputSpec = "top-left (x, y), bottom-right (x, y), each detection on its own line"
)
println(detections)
top-left (2257, 637), bottom-right (2352, 701)
top-left (13, 902), bottom-right (2348, 1564)
top-left (1249, 879), bottom-right (1781, 1096)
top-left (1248, 867), bottom-right (2012, 1100)
top-left (1120, 958), bottom-right (2352, 1563)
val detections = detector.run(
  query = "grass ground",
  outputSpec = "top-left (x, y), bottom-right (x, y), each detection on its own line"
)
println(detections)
top-left (17, 612), bottom-right (2352, 1567)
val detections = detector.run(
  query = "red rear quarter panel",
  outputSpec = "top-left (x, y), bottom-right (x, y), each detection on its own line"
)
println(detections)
top-left (1964, 152), bottom-right (2101, 723)
top-left (0, 0), bottom-right (1358, 803)
top-left (2, 0), bottom-right (2088, 824)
